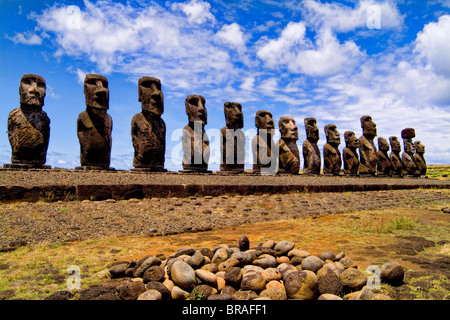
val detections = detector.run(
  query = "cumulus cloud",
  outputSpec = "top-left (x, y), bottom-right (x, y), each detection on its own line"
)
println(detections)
top-left (216, 23), bottom-right (246, 51)
top-left (6, 31), bottom-right (42, 45)
top-left (171, 0), bottom-right (215, 24)
top-left (257, 22), bottom-right (364, 76)
top-left (29, 0), bottom-right (237, 90)
top-left (414, 15), bottom-right (450, 77)
top-left (301, 0), bottom-right (404, 32)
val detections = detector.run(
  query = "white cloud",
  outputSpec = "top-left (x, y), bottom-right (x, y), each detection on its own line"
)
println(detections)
top-left (257, 22), bottom-right (364, 76)
top-left (216, 23), bottom-right (246, 51)
top-left (256, 21), bottom-right (307, 68)
top-left (31, 0), bottom-right (237, 90)
top-left (301, 0), bottom-right (404, 32)
top-left (414, 15), bottom-right (450, 77)
top-left (171, 0), bottom-right (215, 24)
top-left (6, 31), bottom-right (42, 45)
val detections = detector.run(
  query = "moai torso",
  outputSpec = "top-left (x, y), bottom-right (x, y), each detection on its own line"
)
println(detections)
top-left (389, 136), bottom-right (403, 176)
top-left (77, 74), bottom-right (112, 169)
top-left (131, 77), bottom-right (166, 171)
top-left (358, 115), bottom-right (377, 176)
top-left (377, 137), bottom-right (392, 176)
top-left (343, 131), bottom-right (359, 175)
top-left (220, 102), bottom-right (245, 172)
top-left (182, 95), bottom-right (210, 172)
top-left (277, 117), bottom-right (300, 174)
top-left (7, 74), bottom-right (50, 167)
top-left (323, 124), bottom-right (341, 175)
top-left (302, 118), bottom-right (321, 175)
top-left (252, 110), bottom-right (277, 174)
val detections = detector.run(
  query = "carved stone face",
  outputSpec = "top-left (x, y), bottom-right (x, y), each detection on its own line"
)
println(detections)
top-left (279, 117), bottom-right (298, 140)
top-left (186, 95), bottom-right (207, 124)
top-left (19, 74), bottom-right (46, 108)
top-left (224, 102), bottom-right (243, 129)
top-left (378, 137), bottom-right (390, 152)
top-left (325, 124), bottom-right (340, 146)
top-left (84, 74), bottom-right (109, 110)
top-left (414, 141), bottom-right (425, 154)
top-left (404, 139), bottom-right (415, 154)
top-left (304, 118), bottom-right (319, 143)
top-left (361, 115), bottom-right (377, 137)
top-left (389, 136), bottom-right (401, 152)
top-left (255, 110), bottom-right (274, 131)
top-left (344, 131), bottom-right (360, 148)
top-left (139, 76), bottom-right (163, 116)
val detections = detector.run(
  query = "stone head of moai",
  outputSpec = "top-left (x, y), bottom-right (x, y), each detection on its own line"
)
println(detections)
top-left (414, 141), bottom-right (425, 154)
top-left (304, 117), bottom-right (319, 143)
top-left (361, 115), bottom-right (377, 138)
top-left (279, 117), bottom-right (298, 141)
top-left (401, 128), bottom-right (415, 154)
top-left (84, 74), bottom-right (109, 111)
top-left (389, 136), bottom-right (401, 153)
top-left (139, 76), bottom-right (163, 116)
top-left (344, 131), bottom-right (360, 149)
top-left (255, 110), bottom-right (275, 133)
top-left (224, 102), bottom-right (243, 129)
top-left (378, 137), bottom-right (390, 153)
top-left (186, 95), bottom-right (207, 126)
top-left (325, 124), bottom-right (340, 147)
top-left (19, 74), bottom-right (46, 110)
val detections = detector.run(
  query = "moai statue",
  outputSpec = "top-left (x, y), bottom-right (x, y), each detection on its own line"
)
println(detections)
top-left (377, 137), bottom-right (392, 177)
top-left (414, 141), bottom-right (427, 177)
top-left (359, 115), bottom-right (377, 176)
top-left (76, 74), bottom-right (113, 170)
top-left (131, 76), bottom-right (166, 171)
top-left (343, 131), bottom-right (359, 176)
top-left (252, 110), bottom-right (277, 174)
top-left (389, 136), bottom-right (403, 177)
top-left (302, 117), bottom-right (321, 175)
top-left (277, 117), bottom-right (300, 174)
top-left (323, 124), bottom-right (341, 176)
top-left (182, 95), bottom-right (210, 172)
top-left (220, 102), bottom-right (245, 173)
top-left (401, 128), bottom-right (419, 177)
top-left (6, 74), bottom-right (50, 169)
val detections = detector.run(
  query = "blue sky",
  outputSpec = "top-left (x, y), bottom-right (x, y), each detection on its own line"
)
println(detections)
top-left (1, 0), bottom-right (449, 171)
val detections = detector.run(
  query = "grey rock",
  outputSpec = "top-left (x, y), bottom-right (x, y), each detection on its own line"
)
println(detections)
top-left (301, 255), bottom-right (324, 273)
top-left (143, 265), bottom-right (165, 283)
top-left (133, 256), bottom-right (161, 278)
top-left (381, 262), bottom-right (405, 286)
top-left (274, 240), bottom-right (295, 256)
top-left (137, 289), bottom-right (162, 300)
top-left (238, 235), bottom-right (250, 251)
top-left (171, 260), bottom-right (196, 290)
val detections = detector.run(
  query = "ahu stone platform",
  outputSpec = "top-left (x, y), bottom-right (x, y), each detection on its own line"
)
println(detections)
top-left (0, 169), bottom-right (449, 202)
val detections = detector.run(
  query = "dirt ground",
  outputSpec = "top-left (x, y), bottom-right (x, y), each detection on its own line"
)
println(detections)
top-left (0, 188), bottom-right (449, 300)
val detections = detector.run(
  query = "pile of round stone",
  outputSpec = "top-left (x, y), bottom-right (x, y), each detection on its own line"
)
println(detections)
top-left (108, 236), bottom-right (405, 300)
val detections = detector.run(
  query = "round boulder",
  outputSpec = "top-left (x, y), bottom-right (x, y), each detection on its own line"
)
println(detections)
top-left (340, 268), bottom-right (368, 291)
top-left (171, 260), bottom-right (196, 290)
top-left (381, 262), bottom-right (405, 286)
top-left (274, 240), bottom-right (295, 256)
top-left (301, 255), bottom-right (324, 273)
top-left (284, 270), bottom-right (317, 300)
top-left (241, 271), bottom-right (266, 292)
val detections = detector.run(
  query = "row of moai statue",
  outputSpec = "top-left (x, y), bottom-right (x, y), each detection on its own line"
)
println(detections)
top-left (5, 74), bottom-right (427, 177)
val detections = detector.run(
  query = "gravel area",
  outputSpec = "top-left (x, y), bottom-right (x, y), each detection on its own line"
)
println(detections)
top-left (1, 189), bottom-right (449, 251)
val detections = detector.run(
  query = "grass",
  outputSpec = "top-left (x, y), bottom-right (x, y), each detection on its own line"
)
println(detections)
top-left (426, 165), bottom-right (450, 180)
top-left (349, 213), bottom-right (417, 234)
